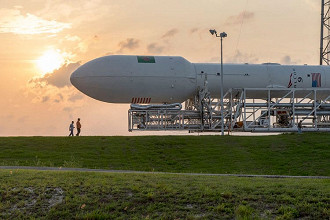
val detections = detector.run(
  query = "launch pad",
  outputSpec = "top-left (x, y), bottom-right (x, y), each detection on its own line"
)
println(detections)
top-left (128, 87), bottom-right (330, 133)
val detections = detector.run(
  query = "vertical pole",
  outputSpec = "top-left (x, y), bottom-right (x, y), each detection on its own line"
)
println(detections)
top-left (268, 89), bottom-right (271, 129)
top-left (314, 90), bottom-right (317, 128)
top-left (243, 89), bottom-right (247, 130)
top-left (128, 110), bottom-right (131, 131)
top-left (230, 89), bottom-right (233, 132)
top-left (296, 98), bottom-right (299, 124)
top-left (321, 0), bottom-right (325, 65)
top-left (220, 37), bottom-right (225, 135)
top-left (328, 2), bottom-right (330, 62)
top-left (292, 90), bottom-right (295, 129)
top-left (253, 99), bottom-right (255, 123)
top-left (146, 111), bottom-right (148, 130)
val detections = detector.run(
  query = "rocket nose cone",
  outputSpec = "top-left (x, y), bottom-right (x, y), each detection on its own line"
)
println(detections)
top-left (70, 70), bottom-right (77, 87)
top-left (70, 65), bottom-right (92, 95)
top-left (70, 68), bottom-right (83, 89)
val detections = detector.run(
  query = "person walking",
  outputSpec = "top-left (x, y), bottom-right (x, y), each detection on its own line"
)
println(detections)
top-left (76, 118), bottom-right (81, 136)
top-left (69, 121), bottom-right (75, 136)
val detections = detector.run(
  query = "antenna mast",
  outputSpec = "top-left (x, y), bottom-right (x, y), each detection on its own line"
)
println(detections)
top-left (320, 0), bottom-right (330, 65)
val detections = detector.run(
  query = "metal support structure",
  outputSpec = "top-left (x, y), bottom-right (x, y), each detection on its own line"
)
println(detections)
top-left (239, 88), bottom-right (330, 132)
top-left (320, 0), bottom-right (330, 65)
top-left (128, 87), bottom-right (330, 133)
top-left (128, 87), bottom-right (330, 132)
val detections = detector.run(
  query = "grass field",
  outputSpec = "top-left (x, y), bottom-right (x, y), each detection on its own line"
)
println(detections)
top-left (0, 169), bottom-right (329, 219)
top-left (0, 134), bottom-right (329, 219)
top-left (0, 133), bottom-right (329, 176)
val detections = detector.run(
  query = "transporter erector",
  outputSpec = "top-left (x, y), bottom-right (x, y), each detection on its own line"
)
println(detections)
top-left (70, 55), bottom-right (330, 132)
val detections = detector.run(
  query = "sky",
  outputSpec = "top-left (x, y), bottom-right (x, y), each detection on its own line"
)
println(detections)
top-left (0, 0), bottom-right (323, 136)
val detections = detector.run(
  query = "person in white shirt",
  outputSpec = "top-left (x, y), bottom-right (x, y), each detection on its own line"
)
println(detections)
top-left (69, 121), bottom-right (75, 136)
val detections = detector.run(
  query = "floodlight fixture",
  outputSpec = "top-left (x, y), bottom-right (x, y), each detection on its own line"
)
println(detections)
top-left (209, 29), bottom-right (228, 136)
top-left (220, 32), bottom-right (227, 38)
top-left (209, 29), bottom-right (217, 35)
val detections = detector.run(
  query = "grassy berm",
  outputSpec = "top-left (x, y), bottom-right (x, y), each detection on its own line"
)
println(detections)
top-left (0, 133), bottom-right (329, 219)
top-left (0, 133), bottom-right (329, 176)
top-left (0, 170), bottom-right (329, 219)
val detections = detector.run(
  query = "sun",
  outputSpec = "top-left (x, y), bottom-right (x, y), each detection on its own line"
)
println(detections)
top-left (36, 49), bottom-right (65, 75)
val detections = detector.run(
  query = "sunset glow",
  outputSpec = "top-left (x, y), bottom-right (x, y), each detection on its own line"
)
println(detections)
top-left (36, 50), bottom-right (65, 75)
top-left (0, 0), bottom-right (322, 136)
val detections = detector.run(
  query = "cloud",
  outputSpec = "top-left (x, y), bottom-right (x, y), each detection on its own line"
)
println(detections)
top-left (30, 62), bottom-right (80, 88)
top-left (58, 93), bottom-right (64, 101)
top-left (17, 116), bottom-right (28, 123)
top-left (77, 35), bottom-right (99, 53)
top-left (226, 50), bottom-right (259, 64)
top-left (37, 0), bottom-right (113, 26)
top-left (5, 114), bottom-right (14, 120)
top-left (281, 55), bottom-right (298, 65)
top-left (24, 62), bottom-right (86, 117)
top-left (190, 28), bottom-right (199, 34)
top-left (25, 81), bottom-right (84, 108)
top-left (224, 11), bottom-right (255, 26)
top-left (0, 8), bottom-right (71, 35)
top-left (117, 38), bottom-right (140, 53)
top-left (63, 107), bottom-right (73, 112)
top-left (281, 55), bottom-right (292, 65)
top-left (147, 43), bottom-right (164, 54)
top-left (65, 35), bottom-right (81, 42)
top-left (53, 93), bottom-right (64, 103)
top-left (303, 0), bottom-right (319, 10)
top-left (68, 93), bottom-right (84, 102)
top-left (162, 28), bottom-right (179, 38)
top-left (42, 96), bottom-right (50, 103)
top-left (189, 27), bottom-right (208, 40)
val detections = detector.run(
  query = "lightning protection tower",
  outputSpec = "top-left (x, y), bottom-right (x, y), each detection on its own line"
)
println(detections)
top-left (320, 0), bottom-right (330, 65)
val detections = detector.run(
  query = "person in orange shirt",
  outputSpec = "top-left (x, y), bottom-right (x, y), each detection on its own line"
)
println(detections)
top-left (76, 118), bottom-right (81, 136)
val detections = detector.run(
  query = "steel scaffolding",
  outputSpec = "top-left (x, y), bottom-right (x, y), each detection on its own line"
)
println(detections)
top-left (128, 88), bottom-right (330, 133)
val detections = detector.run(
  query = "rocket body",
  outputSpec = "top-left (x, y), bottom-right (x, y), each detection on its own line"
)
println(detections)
top-left (70, 55), bottom-right (330, 103)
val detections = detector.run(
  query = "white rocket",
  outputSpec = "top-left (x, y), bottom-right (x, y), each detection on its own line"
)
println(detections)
top-left (70, 55), bottom-right (330, 103)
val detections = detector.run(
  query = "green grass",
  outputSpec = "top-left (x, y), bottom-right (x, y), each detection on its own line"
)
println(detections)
top-left (0, 134), bottom-right (329, 218)
top-left (0, 133), bottom-right (329, 176)
top-left (0, 169), bottom-right (329, 219)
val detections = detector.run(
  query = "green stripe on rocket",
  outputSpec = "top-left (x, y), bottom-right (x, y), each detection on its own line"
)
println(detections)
top-left (137, 56), bottom-right (156, 63)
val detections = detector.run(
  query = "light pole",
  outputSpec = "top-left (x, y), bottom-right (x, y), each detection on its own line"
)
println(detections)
top-left (209, 29), bottom-right (227, 136)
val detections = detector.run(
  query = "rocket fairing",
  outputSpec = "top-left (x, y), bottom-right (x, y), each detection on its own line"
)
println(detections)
top-left (70, 55), bottom-right (330, 104)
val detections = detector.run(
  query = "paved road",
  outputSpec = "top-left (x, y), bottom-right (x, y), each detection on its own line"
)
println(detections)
top-left (0, 166), bottom-right (329, 179)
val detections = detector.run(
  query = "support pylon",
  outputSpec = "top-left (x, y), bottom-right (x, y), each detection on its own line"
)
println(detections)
top-left (320, 0), bottom-right (330, 65)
